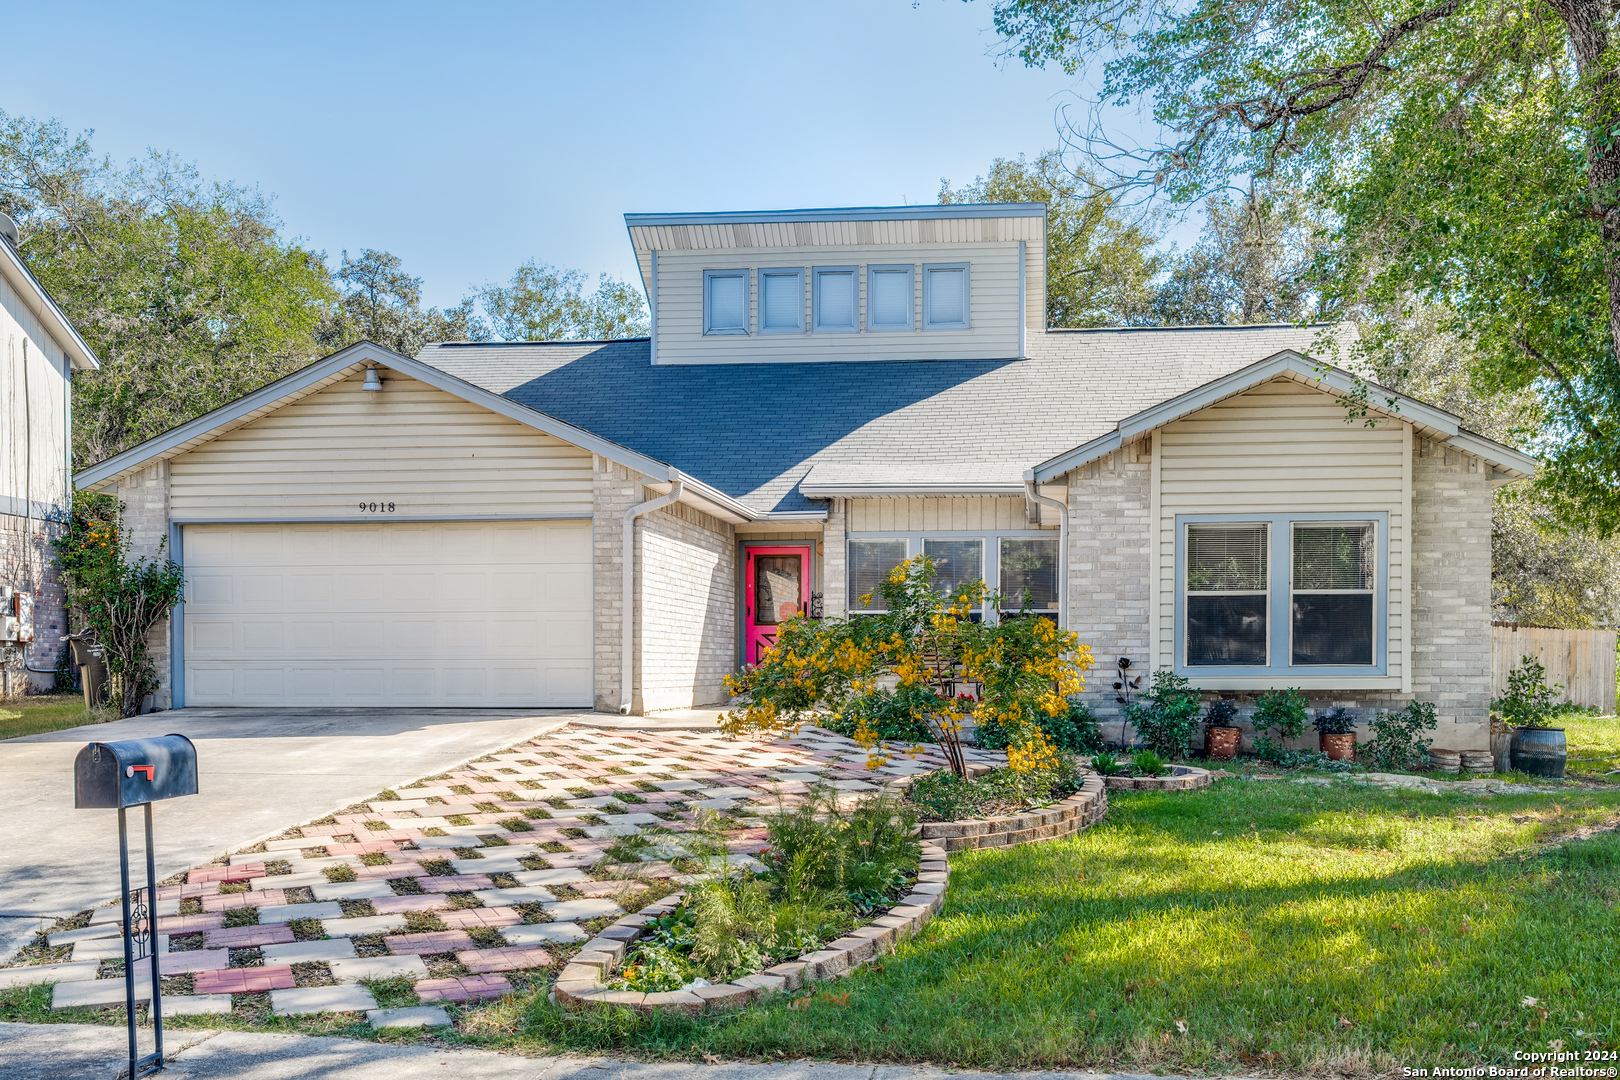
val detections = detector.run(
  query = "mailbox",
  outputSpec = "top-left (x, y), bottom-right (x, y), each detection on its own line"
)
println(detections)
top-left (74, 735), bottom-right (198, 809)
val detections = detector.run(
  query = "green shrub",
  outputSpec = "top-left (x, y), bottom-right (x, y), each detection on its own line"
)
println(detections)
top-left (904, 755), bottom-right (1082, 822)
top-left (1313, 707), bottom-right (1357, 735)
top-left (1204, 698), bottom-right (1239, 729)
top-left (1131, 749), bottom-right (1169, 777)
top-left (1494, 655), bottom-right (1564, 729)
top-left (1367, 699), bottom-right (1438, 771)
top-left (1124, 669), bottom-right (1202, 757)
top-left (1090, 750), bottom-right (1121, 776)
top-left (976, 698), bottom-right (1103, 754)
top-left (1253, 688), bottom-right (1309, 741)
top-left (820, 685), bottom-right (935, 742)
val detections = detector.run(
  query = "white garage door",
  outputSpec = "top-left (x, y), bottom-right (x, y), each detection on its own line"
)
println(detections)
top-left (182, 521), bottom-right (592, 707)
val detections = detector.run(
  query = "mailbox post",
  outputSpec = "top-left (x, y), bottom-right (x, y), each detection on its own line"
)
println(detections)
top-left (74, 735), bottom-right (198, 1080)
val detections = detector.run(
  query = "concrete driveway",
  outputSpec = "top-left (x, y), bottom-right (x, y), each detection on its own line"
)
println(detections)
top-left (0, 707), bottom-right (581, 960)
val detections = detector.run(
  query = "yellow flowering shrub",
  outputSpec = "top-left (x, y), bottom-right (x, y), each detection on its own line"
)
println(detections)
top-left (723, 556), bottom-right (1092, 777)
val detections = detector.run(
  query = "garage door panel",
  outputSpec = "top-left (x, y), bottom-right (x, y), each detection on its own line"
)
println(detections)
top-left (183, 521), bottom-right (591, 706)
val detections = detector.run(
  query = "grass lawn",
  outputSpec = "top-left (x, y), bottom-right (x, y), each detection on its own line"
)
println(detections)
top-left (5, 735), bottom-right (1616, 1073)
top-left (0, 694), bottom-right (94, 740)
top-left (1560, 711), bottom-right (1620, 780)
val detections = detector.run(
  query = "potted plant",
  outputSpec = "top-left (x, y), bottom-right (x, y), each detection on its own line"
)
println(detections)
top-left (1497, 655), bottom-right (1566, 778)
top-left (1203, 698), bottom-right (1241, 761)
top-left (1313, 707), bottom-right (1357, 761)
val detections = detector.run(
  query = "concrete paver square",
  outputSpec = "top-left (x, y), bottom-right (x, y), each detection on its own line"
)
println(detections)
top-left (544, 898), bottom-right (625, 921)
top-left (312, 880), bottom-right (396, 901)
top-left (158, 949), bottom-right (230, 974)
top-left (258, 901), bottom-right (344, 923)
top-left (270, 983), bottom-right (377, 1015)
top-left (329, 954), bottom-right (430, 982)
top-left (0, 961), bottom-right (100, 989)
top-left (511, 868), bottom-right (590, 887)
top-left (323, 914), bottom-right (406, 937)
top-left (261, 938), bottom-right (357, 964)
top-left (162, 993), bottom-right (233, 1015)
top-left (501, 922), bottom-right (589, 945)
top-left (368, 1005), bottom-right (452, 1028)
top-left (52, 978), bottom-right (152, 1010)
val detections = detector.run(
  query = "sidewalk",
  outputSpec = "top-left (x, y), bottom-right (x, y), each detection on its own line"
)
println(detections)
top-left (0, 1021), bottom-right (1179, 1080)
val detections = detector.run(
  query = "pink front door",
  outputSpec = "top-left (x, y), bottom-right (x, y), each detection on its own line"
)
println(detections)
top-left (744, 545), bottom-right (813, 664)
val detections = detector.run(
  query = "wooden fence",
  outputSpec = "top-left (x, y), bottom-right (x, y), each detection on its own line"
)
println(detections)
top-left (1492, 624), bottom-right (1618, 714)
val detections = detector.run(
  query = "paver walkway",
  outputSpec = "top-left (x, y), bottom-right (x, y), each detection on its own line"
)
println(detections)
top-left (0, 707), bottom-right (580, 959)
top-left (3, 722), bottom-right (1001, 1024)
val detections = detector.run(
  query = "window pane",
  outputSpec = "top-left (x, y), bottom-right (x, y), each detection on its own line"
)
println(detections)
top-left (1187, 524), bottom-right (1268, 591)
top-left (923, 538), bottom-right (983, 598)
top-left (707, 274), bottom-right (745, 331)
top-left (1187, 594), bottom-right (1268, 665)
top-left (848, 539), bottom-right (907, 611)
top-left (926, 268), bottom-right (965, 325)
top-left (870, 269), bottom-right (910, 327)
top-left (761, 272), bottom-right (800, 330)
top-left (1293, 524), bottom-right (1375, 590)
top-left (1292, 593), bottom-right (1374, 664)
top-left (1000, 537), bottom-right (1058, 611)
top-left (816, 271), bottom-right (855, 329)
top-left (753, 555), bottom-right (803, 626)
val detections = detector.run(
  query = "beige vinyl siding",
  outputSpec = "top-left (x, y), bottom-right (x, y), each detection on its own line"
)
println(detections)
top-left (1153, 379), bottom-right (1410, 689)
top-left (846, 494), bottom-right (1063, 532)
top-left (167, 370), bottom-right (593, 520)
top-left (0, 274), bottom-right (70, 517)
top-left (649, 234), bottom-right (1042, 364)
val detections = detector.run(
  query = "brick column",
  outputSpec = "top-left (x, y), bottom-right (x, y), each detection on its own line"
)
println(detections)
top-left (821, 498), bottom-right (847, 617)
top-left (115, 462), bottom-right (174, 709)
top-left (1066, 449), bottom-right (1152, 723)
top-left (592, 456), bottom-right (643, 712)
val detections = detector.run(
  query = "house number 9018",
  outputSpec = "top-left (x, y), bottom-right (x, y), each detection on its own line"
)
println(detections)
top-left (359, 502), bottom-right (396, 513)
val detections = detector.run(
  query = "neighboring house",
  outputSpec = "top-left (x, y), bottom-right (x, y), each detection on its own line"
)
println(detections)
top-left (0, 214), bottom-right (99, 693)
top-left (75, 203), bottom-right (1535, 753)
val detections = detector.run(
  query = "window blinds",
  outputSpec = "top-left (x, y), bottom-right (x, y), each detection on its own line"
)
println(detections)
top-left (816, 270), bottom-right (855, 330)
top-left (925, 267), bottom-right (965, 326)
top-left (1186, 525), bottom-right (1268, 591)
top-left (999, 537), bottom-right (1058, 611)
top-left (848, 539), bottom-right (907, 611)
top-left (1292, 525), bottom-right (1375, 591)
top-left (869, 268), bottom-right (911, 328)
top-left (761, 271), bottom-right (801, 331)
top-left (707, 274), bottom-right (746, 332)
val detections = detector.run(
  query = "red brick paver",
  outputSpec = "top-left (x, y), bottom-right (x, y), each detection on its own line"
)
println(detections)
top-left (194, 964), bottom-right (296, 994)
top-left (382, 930), bottom-right (476, 954)
top-left (203, 924), bottom-right (296, 949)
top-left (414, 973), bottom-right (512, 1003)
top-left (454, 946), bottom-right (552, 973)
top-left (156, 913), bottom-right (225, 933)
top-left (371, 894), bottom-right (448, 914)
top-left (188, 864), bottom-right (264, 884)
top-left (202, 889), bottom-right (284, 912)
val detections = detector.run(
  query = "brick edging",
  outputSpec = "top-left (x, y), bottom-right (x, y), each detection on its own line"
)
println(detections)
top-left (551, 841), bottom-right (951, 1014)
top-left (916, 773), bottom-right (1110, 854)
top-left (1102, 765), bottom-right (1214, 792)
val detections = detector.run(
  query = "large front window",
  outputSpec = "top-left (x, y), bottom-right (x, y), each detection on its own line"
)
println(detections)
top-left (1185, 524), bottom-right (1269, 666)
top-left (1291, 523), bottom-right (1375, 665)
top-left (847, 531), bottom-right (1053, 620)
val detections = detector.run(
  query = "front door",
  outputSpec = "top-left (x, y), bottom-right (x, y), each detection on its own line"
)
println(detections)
top-left (744, 545), bottom-right (813, 664)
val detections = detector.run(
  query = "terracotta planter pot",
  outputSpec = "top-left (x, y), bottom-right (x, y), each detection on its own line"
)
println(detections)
top-left (1320, 733), bottom-right (1355, 761)
top-left (1206, 726), bottom-right (1240, 761)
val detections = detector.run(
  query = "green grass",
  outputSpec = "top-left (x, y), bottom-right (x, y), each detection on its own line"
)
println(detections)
top-left (1558, 711), bottom-right (1620, 780)
top-left (0, 694), bottom-right (96, 740)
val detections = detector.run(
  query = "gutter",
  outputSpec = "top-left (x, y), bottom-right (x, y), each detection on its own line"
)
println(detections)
top-left (620, 480), bottom-right (684, 714)
top-left (1024, 479), bottom-right (1068, 629)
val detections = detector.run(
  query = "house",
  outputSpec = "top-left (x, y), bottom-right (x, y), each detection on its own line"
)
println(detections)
top-left (74, 202), bottom-right (1535, 753)
top-left (0, 213), bottom-right (98, 694)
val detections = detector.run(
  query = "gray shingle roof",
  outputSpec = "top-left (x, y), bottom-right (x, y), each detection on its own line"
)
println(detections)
top-left (416, 325), bottom-right (1344, 514)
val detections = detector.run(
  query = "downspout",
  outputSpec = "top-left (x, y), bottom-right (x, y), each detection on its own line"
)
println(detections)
top-left (620, 479), bottom-right (684, 714)
top-left (1025, 480), bottom-right (1068, 628)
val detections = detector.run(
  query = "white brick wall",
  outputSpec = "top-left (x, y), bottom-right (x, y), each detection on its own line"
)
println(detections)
top-left (114, 462), bottom-right (174, 709)
top-left (0, 512), bottom-right (67, 693)
top-left (591, 456), bottom-right (640, 711)
top-left (1066, 449), bottom-right (1152, 717)
top-left (638, 501), bottom-right (736, 711)
top-left (822, 498), bottom-right (847, 617)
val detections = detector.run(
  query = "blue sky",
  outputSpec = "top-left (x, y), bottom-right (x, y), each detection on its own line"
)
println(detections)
top-left (3, 1), bottom-right (1175, 309)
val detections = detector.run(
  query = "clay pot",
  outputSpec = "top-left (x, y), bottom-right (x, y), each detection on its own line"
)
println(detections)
top-left (1320, 733), bottom-right (1355, 761)
top-left (1206, 726), bottom-right (1240, 761)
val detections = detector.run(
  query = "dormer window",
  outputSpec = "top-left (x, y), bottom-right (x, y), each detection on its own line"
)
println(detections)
top-left (813, 267), bottom-right (858, 333)
top-left (759, 268), bottom-right (804, 334)
top-left (867, 265), bottom-right (914, 331)
top-left (703, 270), bottom-right (748, 335)
top-left (923, 263), bottom-right (970, 330)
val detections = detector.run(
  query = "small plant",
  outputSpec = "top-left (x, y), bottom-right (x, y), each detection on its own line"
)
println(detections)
top-left (1124, 669), bottom-right (1202, 757)
top-left (1253, 688), bottom-right (1309, 742)
top-left (1090, 750), bottom-right (1121, 776)
top-left (1313, 708), bottom-right (1358, 735)
top-left (976, 697), bottom-right (1104, 754)
top-left (1494, 655), bottom-right (1564, 729)
top-left (1204, 698), bottom-right (1240, 729)
top-left (1131, 749), bottom-right (1169, 776)
top-left (1366, 699), bottom-right (1439, 771)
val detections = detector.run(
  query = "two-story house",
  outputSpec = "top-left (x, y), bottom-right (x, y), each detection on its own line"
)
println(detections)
top-left (1, 213), bottom-right (99, 694)
top-left (75, 203), bottom-right (1534, 752)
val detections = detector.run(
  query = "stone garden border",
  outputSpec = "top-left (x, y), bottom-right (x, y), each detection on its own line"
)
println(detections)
top-left (551, 840), bottom-right (950, 1014)
top-left (917, 774), bottom-right (1109, 854)
top-left (1103, 764), bottom-right (1213, 792)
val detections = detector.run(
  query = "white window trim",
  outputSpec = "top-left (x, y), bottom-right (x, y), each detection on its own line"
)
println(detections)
top-left (922, 262), bottom-right (971, 330)
top-left (812, 265), bottom-right (860, 334)
top-left (865, 264), bottom-right (915, 332)
top-left (702, 269), bottom-right (749, 336)
top-left (758, 267), bottom-right (805, 334)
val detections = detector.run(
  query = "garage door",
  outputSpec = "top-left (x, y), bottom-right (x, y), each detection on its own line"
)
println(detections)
top-left (181, 521), bottom-right (592, 707)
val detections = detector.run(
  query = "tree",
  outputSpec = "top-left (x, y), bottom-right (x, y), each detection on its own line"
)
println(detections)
top-left (939, 151), bottom-right (1162, 327)
top-left (327, 248), bottom-right (486, 355)
top-left (1, 114), bottom-right (338, 463)
top-left (475, 260), bottom-right (648, 341)
top-left (986, 0), bottom-right (1620, 533)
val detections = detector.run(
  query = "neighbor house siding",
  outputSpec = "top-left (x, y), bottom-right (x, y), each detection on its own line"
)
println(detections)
top-left (167, 370), bottom-right (593, 520)
top-left (1152, 379), bottom-right (1411, 690)
top-left (846, 495), bottom-right (1060, 533)
top-left (638, 501), bottom-right (736, 712)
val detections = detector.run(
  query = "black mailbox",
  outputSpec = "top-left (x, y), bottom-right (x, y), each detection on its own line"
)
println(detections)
top-left (74, 735), bottom-right (198, 809)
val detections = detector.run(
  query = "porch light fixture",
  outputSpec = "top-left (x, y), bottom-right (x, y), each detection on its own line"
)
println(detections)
top-left (361, 366), bottom-right (383, 392)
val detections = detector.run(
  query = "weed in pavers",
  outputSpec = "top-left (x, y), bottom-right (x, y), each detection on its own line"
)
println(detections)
top-left (363, 821), bottom-right (390, 831)
top-left (283, 887), bottom-right (316, 904)
top-left (446, 815), bottom-right (473, 826)
top-left (389, 877), bottom-right (426, 896)
top-left (422, 954), bottom-right (473, 980)
top-left (358, 852), bottom-right (392, 867)
top-left (451, 848), bottom-right (483, 860)
top-left (337, 900), bottom-right (377, 919)
top-left (543, 798), bottom-right (571, 809)
top-left (169, 933), bottom-right (205, 954)
top-left (444, 894), bottom-right (483, 911)
top-left (178, 898), bottom-right (204, 917)
top-left (501, 819), bottom-right (533, 832)
top-left (324, 866), bottom-right (358, 883)
top-left (514, 904), bottom-right (551, 925)
top-left (291, 961), bottom-right (338, 988)
top-left (287, 919), bottom-right (326, 942)
top-left (420, 828), bottom-right (448, 837)
top-left (401, 912), bottom-right (448, 934)
top-left (517, 780), bottom-right (544, 790)
top-left (615, 792), bottom-right (646, 804)
top-left (159, 973), bottom-right (195, 997)
top-left (217, 881), bottom-right (250, 895)
top-left (480, 836), bottom-right (509, 847)
top-left (417, 860), bottom-right (454, 877)
top-left (299, 847), bottom-right (329, 859)
top-left (227, 947), bottom-right (264, 968)
top-left (351, 935), bottom-right (389, 959)
top-left (221, 907), bottom-right (259, 929)
top-left (560, 828), bottom-right (587, 839)
top-left (464, 928), bottom-right (506, 948)
top-left (450, 785), bottom-right (474, 796)
top-left (361, 975), bottom-right (421, 1010)
top-left (473, 803), bottom-right (502, 814)
top-left (577, 815), bottom-right (605, 827)
top-left (488, 873), bottom-right (521, 889)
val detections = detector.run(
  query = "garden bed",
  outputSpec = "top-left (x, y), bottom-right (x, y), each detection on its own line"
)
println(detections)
top-left (552, 839), bottom-right (949, 1014)
top-left (1101, 764), bottom-right (1212, 792)
top-left (917, 774), bottom-right (1107, 853)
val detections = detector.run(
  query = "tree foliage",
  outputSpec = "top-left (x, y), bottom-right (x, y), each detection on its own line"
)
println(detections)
top-left (476, 260), bottom-right (649, 341)
top-left (329, 248), bottom-right (485, 356)
top-left (939, 151), bottom-right (1162, 327)
top-left (987, 0), bottom-right (1620, 532)
top-left (722, 556), bottom-right (1093, 777)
